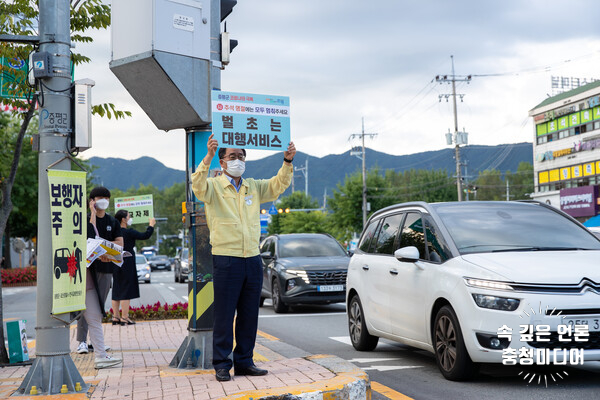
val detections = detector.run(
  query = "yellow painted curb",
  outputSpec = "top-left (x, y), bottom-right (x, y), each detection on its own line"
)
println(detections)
top-left (219, 368), bottom-right (369, 400)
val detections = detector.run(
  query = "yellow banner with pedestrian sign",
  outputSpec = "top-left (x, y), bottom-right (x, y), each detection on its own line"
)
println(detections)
top-left (48, 170), bottom-right (87, 314)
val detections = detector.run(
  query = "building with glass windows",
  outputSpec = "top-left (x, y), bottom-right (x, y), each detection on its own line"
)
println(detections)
top-left (529, 81), bottom-right (600, 221)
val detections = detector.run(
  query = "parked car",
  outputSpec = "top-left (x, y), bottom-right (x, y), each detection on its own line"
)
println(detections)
top-left (259, 233), bottom-right (351, 313)
top-left (148, 255), bottom-right (171, 271)
top-left (135, 254), bottom-right (151, 283)
top-left (174, 248), bottom-right (190, 283)
top-left (346, 201), bottom-right (600, 381)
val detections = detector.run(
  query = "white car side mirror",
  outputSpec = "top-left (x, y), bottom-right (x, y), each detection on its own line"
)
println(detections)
top-left (394, 246), bottom-right (420, 263)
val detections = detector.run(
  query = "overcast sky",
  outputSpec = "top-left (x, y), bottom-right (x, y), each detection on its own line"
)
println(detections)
top-left (76, 0), bottom-right (600, 170)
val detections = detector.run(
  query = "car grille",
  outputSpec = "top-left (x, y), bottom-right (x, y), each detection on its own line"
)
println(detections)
top-left (307, 271), bottom-right (347, 285)
top-left (527, 332), bottom-right (600, 350)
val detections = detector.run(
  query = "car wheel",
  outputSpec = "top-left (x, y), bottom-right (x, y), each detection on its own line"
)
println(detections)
top-left (259, 297), bottom-right (265, 307)
top-left (271, 278), bottom-right (288, 313)
top-left (433, 305), bottom-right (478, 381)
top-left (348, 295), bottom-right (378, 351)
top-left (175, 271), bottom-right (179, 283)
top-left (146, 279), bottom-right (151, 284)
top-left (181, 274), bottom-right (187, 283)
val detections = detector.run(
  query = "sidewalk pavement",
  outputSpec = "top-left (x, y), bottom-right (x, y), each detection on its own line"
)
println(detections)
top-left (0, 319), bottom-right (369, 400)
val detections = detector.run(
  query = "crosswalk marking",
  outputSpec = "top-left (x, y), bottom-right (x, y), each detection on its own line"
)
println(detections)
top-left (363, 365), bottom-right (422, 372)
top-left (371, 381), bottom-right (415, 400)
top-left (329, 336), bottom-right (352, 345)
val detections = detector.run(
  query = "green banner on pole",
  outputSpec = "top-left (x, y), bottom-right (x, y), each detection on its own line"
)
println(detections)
top-left (48, 170), bottom-right (87, 314)
top-left (114, 194), bottom-right (154, 225)
top-left (0, 56), bottom-right (29, 100)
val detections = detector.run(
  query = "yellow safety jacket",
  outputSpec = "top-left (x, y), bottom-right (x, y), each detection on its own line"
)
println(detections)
top-left (191, 161), bottom-right (292, 257)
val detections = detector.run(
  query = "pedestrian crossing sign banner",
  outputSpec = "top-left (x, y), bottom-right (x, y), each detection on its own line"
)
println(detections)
top-left (48, 170), bottom-right (87, 314)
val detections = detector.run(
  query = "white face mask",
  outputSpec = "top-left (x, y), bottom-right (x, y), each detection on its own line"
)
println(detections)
top-left (225, 160), bottom-right (245, 178)
top-left (95, 199), bottom-right (110, 210)
top-left (127, 218), bottom-right (133, 226)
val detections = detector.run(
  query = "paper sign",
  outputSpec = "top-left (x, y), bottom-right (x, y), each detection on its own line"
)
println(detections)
top-left (114, 194), bottom-right (154, 225)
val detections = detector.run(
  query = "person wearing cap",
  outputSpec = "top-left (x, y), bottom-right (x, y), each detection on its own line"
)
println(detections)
top-left (191, 134), bottom-right (295, 382)
top-left (76, 186), bottom-right (123, 369)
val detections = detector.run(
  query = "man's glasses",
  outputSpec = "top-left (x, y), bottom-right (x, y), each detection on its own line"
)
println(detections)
top-left (225, 154), bottom-right (245, 161)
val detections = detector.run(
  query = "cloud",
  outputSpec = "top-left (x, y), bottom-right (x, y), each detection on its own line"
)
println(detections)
top-left (74, 0), bottom-right (600, 169)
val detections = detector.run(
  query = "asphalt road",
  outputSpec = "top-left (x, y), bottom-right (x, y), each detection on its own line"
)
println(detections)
top-left (4, 271), bottom-right (600, 399)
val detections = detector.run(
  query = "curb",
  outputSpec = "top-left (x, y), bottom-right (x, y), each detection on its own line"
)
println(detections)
top-left (220, 354), bottom-right (369, 400)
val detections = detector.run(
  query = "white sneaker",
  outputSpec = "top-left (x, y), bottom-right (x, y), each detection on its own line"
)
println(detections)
top-left (105, 345), bottom-right (111, 351)
top-left (94, 355), bottom-right (122, 369)
top-left (76, 342), bottom-right (89, 354)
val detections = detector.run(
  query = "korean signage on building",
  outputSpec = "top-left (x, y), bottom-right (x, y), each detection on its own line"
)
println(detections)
top-left (211, 90), bottom-right (290, 151)
top-left (48, 170), bottom-right (87, 314)
top-left (560, 186), bottom-right (598, 218)
top-left (114, 194), bottom-right (154, 225)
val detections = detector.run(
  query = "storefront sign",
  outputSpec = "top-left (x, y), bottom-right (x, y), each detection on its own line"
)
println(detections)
top-left (560, 186), bottom-right (598, 218)
top-left (48, 170), bottom-right (87, 314)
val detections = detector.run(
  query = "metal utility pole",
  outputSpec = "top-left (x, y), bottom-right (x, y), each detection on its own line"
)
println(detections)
top-left (18, 0), bottom-right (88, 395)
top-left (506, 178), bottom-right (510, 201)
top-left (437, 56), bottom-right (472, 202)
top-left (294, 158), bottom-right (309, 196)
top-left (349, 118), bottom-right (377, 228)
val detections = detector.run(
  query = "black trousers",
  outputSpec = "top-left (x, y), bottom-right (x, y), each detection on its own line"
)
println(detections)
top-left (212, 255), bottom-right (263, 370)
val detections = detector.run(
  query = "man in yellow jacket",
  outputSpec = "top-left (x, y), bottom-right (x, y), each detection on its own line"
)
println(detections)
top-left (192, 133), bottom-right (296, 382)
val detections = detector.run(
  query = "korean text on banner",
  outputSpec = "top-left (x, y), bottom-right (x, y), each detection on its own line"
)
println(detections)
top-left (48, 170), bottom-right (87, 314)
top-left (114, 194), bottom-right (154, 225)
top-left (211, 90), bottom-right (291, 151)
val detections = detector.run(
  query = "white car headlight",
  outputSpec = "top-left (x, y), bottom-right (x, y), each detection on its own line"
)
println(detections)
top-left (464, 278), bottom-right (514, 291)
top-left (472, 294), bottom-right (520, 311)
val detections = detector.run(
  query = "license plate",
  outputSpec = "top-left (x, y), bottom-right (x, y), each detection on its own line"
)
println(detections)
top-left (317, 285), bottom-right (344, 292)
top-left (564, 317), bottom-right (600, 332)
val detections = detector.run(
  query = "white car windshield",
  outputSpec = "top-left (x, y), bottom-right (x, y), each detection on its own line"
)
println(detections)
top-left (432, 202), bottom-right (600, 254)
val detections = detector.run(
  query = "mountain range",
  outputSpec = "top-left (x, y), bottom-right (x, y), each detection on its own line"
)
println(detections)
top-left (88, 142), bottom-right (533, 203)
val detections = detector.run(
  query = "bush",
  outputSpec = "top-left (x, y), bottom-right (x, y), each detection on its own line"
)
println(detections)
top-left (1, 267), bottom-right (36, 285)
top-left (103, 301), bottom-right (188, 323)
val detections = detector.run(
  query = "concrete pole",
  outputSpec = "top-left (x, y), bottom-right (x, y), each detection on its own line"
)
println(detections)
top-left (305, 158), bottom-right (309, 196)
top-left (362, 118), bottom-right (367, 228)
top-left (451, 56), bottom-right (463, 202)
top-left (18, 0), bottom-right (88, 395)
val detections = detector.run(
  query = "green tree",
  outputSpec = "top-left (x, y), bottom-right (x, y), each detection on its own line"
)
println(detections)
top-left (474, 169), bottom-right (504, 200)
top-left (0, 0), bottom-right (131, 364)
top-left (505, 162), bottom-right (534, 200)
top-left (268, 191), bottom-right (319, 235)
top-left (278, 211), bottom-right (329, 234)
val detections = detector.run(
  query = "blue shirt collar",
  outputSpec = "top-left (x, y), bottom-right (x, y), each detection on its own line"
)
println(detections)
top-left (227, 175), bottom-right (243, 192)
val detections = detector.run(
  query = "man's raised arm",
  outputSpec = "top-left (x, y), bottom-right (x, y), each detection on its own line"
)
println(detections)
top-left (191, 133), bottom-right (219, 203)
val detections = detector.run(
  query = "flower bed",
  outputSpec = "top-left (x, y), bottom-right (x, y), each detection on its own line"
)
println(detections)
top-left (1, 267), bottom-right (36, 286)
top-left (103, 301), bottom-right (188, 323)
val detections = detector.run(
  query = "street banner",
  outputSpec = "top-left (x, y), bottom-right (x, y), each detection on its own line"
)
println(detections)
top-left (0, 56), bottom-right (29, 100)
top-left (211, 90), bottom-right (290, 151)
top-left (114, 194), bottom-right (154, 224)
top-left (48, 170), bottom-right (87, 314)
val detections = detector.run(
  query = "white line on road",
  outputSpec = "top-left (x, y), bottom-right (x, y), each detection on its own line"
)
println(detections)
top-left (160, 283), bottom-right (164, 286)
top-left (347, 357), bottom-right (403, 363)
top-left (182, 296), bottom-right (188, 301)
top-left (259, 312), bottom-right (346, 319)
top-left (362, 365), bottom-right (422, 371)
top-left (329, 336), bottom-right (353, 345)
top-left (168, 286), bottom-right (175, 290)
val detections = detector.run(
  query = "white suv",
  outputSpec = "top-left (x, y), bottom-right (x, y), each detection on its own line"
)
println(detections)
top-left (346, 201), bottom-right (600, 380)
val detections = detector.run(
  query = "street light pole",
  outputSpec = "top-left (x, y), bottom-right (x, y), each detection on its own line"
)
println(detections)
top-left (18, 0), bottom-right (88, 395)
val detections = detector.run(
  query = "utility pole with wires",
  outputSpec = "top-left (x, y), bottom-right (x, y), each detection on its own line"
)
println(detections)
top-left (349, 117), bottom-right (378, 228)
top-left (294, 158), bottom-right (309, 196)
top-left (436, 55), bottom-right (472, 201)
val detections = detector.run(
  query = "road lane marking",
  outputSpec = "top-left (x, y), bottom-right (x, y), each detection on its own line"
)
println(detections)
top-left (259, 312), bottom-right (345, 318)
top-left (257, 330), bottom-right (279, 341)
top-left (182, 296), bottom-right (188, 301)
top-left (363, 365), bottom-right (422, 372)
top-left (329, 336), bottom-right (352, 345)
top-left (347, 357), bottom-right (402, 363)
top-left (168, 286), bottom-right (175, 290)
top-left (371, 381), bottom-right (415, 400)
top-left (160, 283), bottom-right (165, 286)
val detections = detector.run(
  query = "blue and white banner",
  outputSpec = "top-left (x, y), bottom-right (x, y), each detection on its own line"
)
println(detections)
top-left (211, 90), bottom-right (291, 151)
